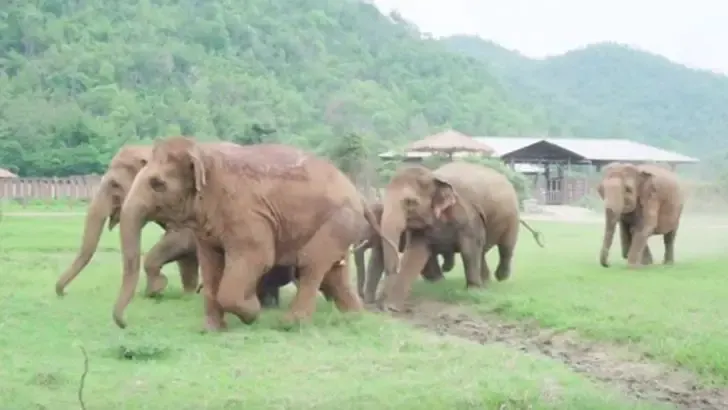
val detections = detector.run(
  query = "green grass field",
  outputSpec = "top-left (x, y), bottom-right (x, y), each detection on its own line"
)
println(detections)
top-left (1, 206), bottom-right (727, 409)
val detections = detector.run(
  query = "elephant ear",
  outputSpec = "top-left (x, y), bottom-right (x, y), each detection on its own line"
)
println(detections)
top-left (432, 178), bottom-right (457, 220)
top-left (637, 169), bottom-right (657, 200)
top-left (187, 145), bottom-right (207, 194)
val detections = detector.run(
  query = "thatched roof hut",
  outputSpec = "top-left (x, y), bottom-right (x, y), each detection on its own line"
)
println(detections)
top-left (406, 129), bottom-right (495, 157)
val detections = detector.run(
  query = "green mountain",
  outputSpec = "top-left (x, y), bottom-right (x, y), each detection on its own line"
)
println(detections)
top-left (0, 0), bottom-right (563, 176)
top-left (442, 35), bottom-right (728, 158)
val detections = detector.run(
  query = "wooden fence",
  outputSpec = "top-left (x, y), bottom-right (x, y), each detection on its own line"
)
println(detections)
top-left (0, 175), bottom-right (103, 205)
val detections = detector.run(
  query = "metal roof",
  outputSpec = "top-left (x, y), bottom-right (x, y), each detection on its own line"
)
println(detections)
top-left (472, 137), bottom-right (699, 164)
top-left (471, 137), bottom-right (541, 157)
top-left (380, 136), bottom-right (699, 164)
top-left (0, 168), bottom-right (17, 178)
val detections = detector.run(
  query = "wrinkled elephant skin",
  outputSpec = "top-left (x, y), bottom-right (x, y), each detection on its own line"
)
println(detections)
top-left (114, 137), bottom-right (396, 330)
top-left (377, 162), bottom-right (544, 311)
top-left (54, 145), bottom-right (200, 298)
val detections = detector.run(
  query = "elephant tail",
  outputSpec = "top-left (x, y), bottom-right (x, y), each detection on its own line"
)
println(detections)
top-left (351, 238), bottom-right (371, 253)
top-left (519, 219), bottom-right (545, 248)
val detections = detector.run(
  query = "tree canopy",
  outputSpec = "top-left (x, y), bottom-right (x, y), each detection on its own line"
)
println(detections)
top-left (0, 0), bottom-right (562, 177)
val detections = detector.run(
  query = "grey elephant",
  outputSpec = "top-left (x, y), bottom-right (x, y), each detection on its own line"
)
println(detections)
top-left (597, 162), bottom-right (684, 268)
top-left (375, 162), bottom-right (544, 311)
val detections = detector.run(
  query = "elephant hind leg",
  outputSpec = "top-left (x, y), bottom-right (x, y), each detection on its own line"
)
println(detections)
top-left (320, 261), bottom-right (363, 313)
top-left (177, 254), bottom-right (199, 293)
top-left (480, 247), bottom-right (491, 284)
top-left (494, 244), bottom-right (514, 282)
top-left (421, 253), bottom-right (444, 282)
top-left (641, 244), bottom-right (654, 265)
top-left (663, 230), bottom-right (677, 265)
top-left (441, 252), bottom-right (455, 272)
top-left (363, 246), bottom-right (384, 304)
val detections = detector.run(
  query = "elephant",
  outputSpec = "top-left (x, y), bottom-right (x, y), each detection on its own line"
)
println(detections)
top-left (375, 162), bottom-right (544, 311)
top-left (597, 162), bottom-right (684, 268)
top-left (352, 201), bottom-right (457, 303)
top-left (113, 136), bottom-right (397, 330)
top-left (53, 144), bottom-right (303, 308)
top-left (54, 145), bottom-right (201, 297)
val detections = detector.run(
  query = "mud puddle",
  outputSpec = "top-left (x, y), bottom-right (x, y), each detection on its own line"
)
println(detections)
top-left (378, 299), bottom-right (728, 410)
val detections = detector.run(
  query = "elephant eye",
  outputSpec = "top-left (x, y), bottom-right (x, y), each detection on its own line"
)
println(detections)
top-left (140, 159), bottom-right (147, 166)
top-left (624, 186), bottom-right (633, 194)
top-left (108, 179), bottom-right (120, 189)
top-left (149, 176), bottom-right (166, 192)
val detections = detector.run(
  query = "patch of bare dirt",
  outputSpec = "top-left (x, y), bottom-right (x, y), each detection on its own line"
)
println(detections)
top-left (382, 299), bottom-right (728, 410)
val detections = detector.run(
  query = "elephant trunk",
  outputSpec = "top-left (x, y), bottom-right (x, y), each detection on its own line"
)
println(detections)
top-left (380, 199), bottom-right (405, 278)
top-left (600, 183), bottom-right (623, 267)
top-left (113, 197), bottom-right (150, 329)
top-left (55, 180), bottom-right (114, 296)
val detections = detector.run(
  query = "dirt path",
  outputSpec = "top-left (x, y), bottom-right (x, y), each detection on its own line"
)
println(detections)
top-left (378, 299), bottom-right (728, 410)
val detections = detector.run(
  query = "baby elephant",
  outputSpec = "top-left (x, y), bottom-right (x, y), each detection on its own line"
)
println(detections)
top-left (197, 265), bottom-right (332, 308)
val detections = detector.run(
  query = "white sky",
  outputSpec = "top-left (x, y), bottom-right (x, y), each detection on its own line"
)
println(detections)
top-left (371, 0), bottom-right (728, 73)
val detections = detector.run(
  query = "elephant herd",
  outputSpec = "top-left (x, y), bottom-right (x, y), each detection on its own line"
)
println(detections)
top-left (51, 136), bottom-right (684, 332)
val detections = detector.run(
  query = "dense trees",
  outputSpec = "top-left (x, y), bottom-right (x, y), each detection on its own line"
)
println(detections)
top-left (3, 1), bottom-right (726, 178)
top-left (442, 36), bottom-right (728, 159)
top-left (0, 0), bottom-right (560, 176)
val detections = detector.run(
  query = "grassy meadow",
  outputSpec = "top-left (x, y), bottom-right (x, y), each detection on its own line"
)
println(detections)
top-left (1, 202), bottom-right (727, 409)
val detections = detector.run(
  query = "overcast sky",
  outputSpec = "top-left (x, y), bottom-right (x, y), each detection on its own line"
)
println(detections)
top-left (371, 0), bottom-right (728, 74)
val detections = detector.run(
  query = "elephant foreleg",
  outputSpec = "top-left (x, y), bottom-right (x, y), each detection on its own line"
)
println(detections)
top-left (379, 237), bottom-right (430, 311)
top-left (197, 241), bottom-right (227, 332)
top-left (663, 229), bottom-right (677, 265)
top-left (619, 220), bottom-right (632, 260)
top-left (600, 211), bottom-right (619, 267)
top-left (143, 231), bottom-right (193, 297)
top-left (626, 204), bottom-right (658, 269)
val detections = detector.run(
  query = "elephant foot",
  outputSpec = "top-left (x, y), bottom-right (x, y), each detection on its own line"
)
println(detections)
top-left (599, 250), bottom-right (610, 268)
top-left (260, 293), bottom-right (280, 308)
top-left (377, 298), bottom-right (408, 313)
top-left (144, 274), bottom-right (168, 297)
top-left (663, 259), bottom-right (675, 266)
top-left (202, 315), bottom-right (228, 332)
top-left (281, 309), bottom-right (314, 327)
top-left (494, 266), bottom-right (511, 282)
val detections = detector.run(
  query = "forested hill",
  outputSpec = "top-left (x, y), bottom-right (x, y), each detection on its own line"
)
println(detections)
top-left (442, 35), bottom-right (728, 158)
top-left (0, 0), bottom-right (562, 177)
